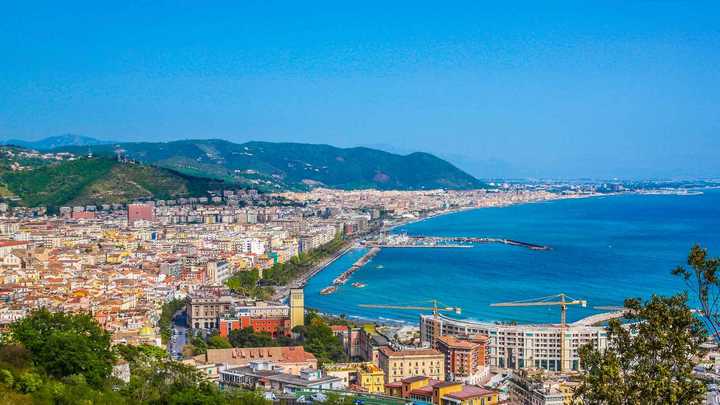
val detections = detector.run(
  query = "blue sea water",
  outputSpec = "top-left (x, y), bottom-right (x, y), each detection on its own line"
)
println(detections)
top-left (304, 190), bottom-right (720, 325)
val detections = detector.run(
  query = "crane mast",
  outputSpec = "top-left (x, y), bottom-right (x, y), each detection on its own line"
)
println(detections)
top-left (359, 300), bottom-right (461, 348)
top-left (491, 293), bottom-right (587, 372)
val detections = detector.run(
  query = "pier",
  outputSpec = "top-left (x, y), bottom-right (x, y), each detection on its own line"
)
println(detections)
top-left (370, 235), bottom-right (551, 251)
top-left (320, 247), bottom-right (380, 295)
top-left (319, 235), bottom-right (551, 296)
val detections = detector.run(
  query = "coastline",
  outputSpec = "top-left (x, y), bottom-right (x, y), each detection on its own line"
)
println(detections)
top-left (298, 189), bottom-right (707, 324)
top-left (271, 241), bottom-right (358, 302)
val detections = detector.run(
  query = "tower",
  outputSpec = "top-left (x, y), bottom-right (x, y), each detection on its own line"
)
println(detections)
top-left (290, 288), bottom-right (304, 329)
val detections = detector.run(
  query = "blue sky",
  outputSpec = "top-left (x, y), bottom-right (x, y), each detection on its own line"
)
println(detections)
top-left (1, 1), bottom-right (718, 179)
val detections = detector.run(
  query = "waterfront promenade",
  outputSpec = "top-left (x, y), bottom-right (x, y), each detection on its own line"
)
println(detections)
top-left (272, 242), bottom-right (356, 302)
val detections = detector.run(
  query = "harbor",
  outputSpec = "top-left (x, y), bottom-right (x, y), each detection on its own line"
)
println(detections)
top-left (319, 234), bottom-right (551, 295)
top-left (368, 234), bottom-right (551, 251)
top-left (320, 247), bottom-right (381, 294)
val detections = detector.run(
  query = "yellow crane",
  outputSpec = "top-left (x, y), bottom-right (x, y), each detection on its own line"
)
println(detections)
top-left (490, 293), bottom-right (587, 372)
top-left (359, 300), bottom-right (461, 348)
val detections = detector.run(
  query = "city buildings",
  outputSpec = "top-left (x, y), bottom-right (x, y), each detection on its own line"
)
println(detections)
top-left (384, 376), bottom-right (499, 405)
top-left (421, 314), bottom-right (608, 372)
top-left (507, 369), bottom-right (580, 405)
top-left (324, 362), bottom-right (386, 393)
top-left (377, 347), bottom-right (445, 383)
top-left (187, 287), bottom-right (236, 330)
top-left (436, 334), bottom-right (489, 384)
top-left (127, 203), bottom-right (154, 225)
top-left (220, 361), bottom-right (344, 394)
top-left (190, 346), bottom-right (318, 375)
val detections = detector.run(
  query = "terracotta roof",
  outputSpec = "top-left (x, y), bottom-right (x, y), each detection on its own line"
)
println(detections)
top-left (0, 241), bottom-right (28, 248)
top-left (437, 335), bottom-right (486, 350)
top-left (444, 386), bottom-right (496, 400)
top-left (401, 376), bottom-right (428, 383)
top-left (195, 346), bottom-right (316, 365)
top-left (330, 325), bottom-right (349, 332)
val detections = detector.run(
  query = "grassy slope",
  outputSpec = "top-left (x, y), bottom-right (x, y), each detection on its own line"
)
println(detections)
top-left (0, 157), bottom-right (226, 209)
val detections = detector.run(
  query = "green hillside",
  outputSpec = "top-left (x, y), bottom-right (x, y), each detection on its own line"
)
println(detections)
top-left (58, 139), bottom-right (484, 190)
top-left (0, 150), bottom-right (226, 209)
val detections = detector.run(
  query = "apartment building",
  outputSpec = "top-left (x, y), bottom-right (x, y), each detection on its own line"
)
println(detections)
top-left (436, 334), bottom-right (488, 384)
top-left (420, 314), bottom-right (607, 372)
top-left (377, 347), bottom-right (445, 383)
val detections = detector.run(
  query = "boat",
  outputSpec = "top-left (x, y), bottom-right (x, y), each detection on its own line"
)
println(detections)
top-left (351, 282), bottom-right (366, 288)
top-left (376, 265), bottom-right (384, 269)
top-left (320, 286), bottom-right (337, 295)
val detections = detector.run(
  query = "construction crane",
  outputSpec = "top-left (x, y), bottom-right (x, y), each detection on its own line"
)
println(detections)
top-left (359, 300), bottom-right (461, 348)
top-left (491, 293), bottom-right (587, 372)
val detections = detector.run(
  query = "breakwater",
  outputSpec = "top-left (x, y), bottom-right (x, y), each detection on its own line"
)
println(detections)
top-left (372, 235), bottom-right (551, 251)
top-left (321, 247), bottom-right (381, 295)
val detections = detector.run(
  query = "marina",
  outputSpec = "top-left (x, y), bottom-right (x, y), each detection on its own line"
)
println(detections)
top-left (319, 247), bottom-right (381, 294)
top-left (305, 191), bottom-right (720, 324)
top-left (317, 234), bottom-right (551, 295)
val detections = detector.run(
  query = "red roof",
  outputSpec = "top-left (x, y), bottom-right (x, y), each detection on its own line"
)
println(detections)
top-left (444, 386), bottom-right (496, 400)
top-left (331, 325), bottom-right (349, 332)
top-left (0, 241), bottom-right (28, 248)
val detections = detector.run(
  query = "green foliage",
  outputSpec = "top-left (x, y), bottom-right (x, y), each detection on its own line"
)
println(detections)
top-left (10, 309), bottom-right (114, 387)
top-left (224, 389), bottom-right (271, 405)
top-left (120, 357), bottom-right (221, 404)
top-left (295, 312), bottom-right (347, 366)
top-left (0, 155), bottom-right (226, 209)
top-left (160, 299), bottom-right (186, 344)
top-left (263, 234), bottom-right (346, 285)
top-left (227, 327), bottom-right (276, 348)
top-left (672, 244), bottom-right (720, 341)
top-left (575, 294), bottom-right (707, 404)
top-left (1, 157), bottom-right (115, 208)
top-left (189, 336), bottom-right (208, 355)
top-left (55, 139), bottom-right (484, 190)
top-left (1, 309), bottom-right (275, 404)
top-left (15, 372), bottom-right (42, 393)
top-left (206, 335), bottom-right (232, 349)
top-left (116, 344), bottom-right (169, 364)
top-left (225, 269), bottom-right (271, 299)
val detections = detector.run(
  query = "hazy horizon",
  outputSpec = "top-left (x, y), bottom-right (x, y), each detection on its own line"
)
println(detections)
top-left (1, 2), bottom-right (718, 179)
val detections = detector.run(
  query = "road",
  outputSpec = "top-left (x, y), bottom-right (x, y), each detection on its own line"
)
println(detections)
top-left (168, 310), bottom-right (188, 359)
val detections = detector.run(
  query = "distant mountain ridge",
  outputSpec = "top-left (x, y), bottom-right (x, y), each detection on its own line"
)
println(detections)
top-left (55, 139), bottom-right (484, 191)
top-left (1, 134), bottom-right (111, 150)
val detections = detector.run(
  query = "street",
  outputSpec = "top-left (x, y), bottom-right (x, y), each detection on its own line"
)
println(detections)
top-left (168, 310), bottom-right (188, 359)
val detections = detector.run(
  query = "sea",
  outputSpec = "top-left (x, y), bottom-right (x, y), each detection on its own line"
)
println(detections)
top-left (304, 190), bottom-right (720, 325)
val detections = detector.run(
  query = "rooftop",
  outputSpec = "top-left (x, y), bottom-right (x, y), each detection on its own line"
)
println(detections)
top-left (379, 346), bottom-right (442, 358)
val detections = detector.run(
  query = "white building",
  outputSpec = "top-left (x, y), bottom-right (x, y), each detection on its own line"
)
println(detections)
top-left (420, 314), bottom-right (607, 372)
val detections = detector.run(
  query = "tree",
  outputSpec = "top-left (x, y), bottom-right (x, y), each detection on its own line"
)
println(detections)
top-left (296, 312), bottom-right (347, 365)
top-left (189, 336), bottom-right (208, 355)
top-left (672, 244), bottom-right (720, 342)
top-left (159, 299), bottom-right (186, 344)
top-left (120, 354), bottom-right (218, 404)
top-left (575, 294), bottom-right (706, 404)
top-left (224, 389), bottom-right (271, 405)
top-left (9, 309), bottom-right (115, 387)
top-left (228, 327), bottom-right (275, 348)
top-left (116, 344), bottom-right (168, 365)
top-left (207, 335), bottom-right (232, 349)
